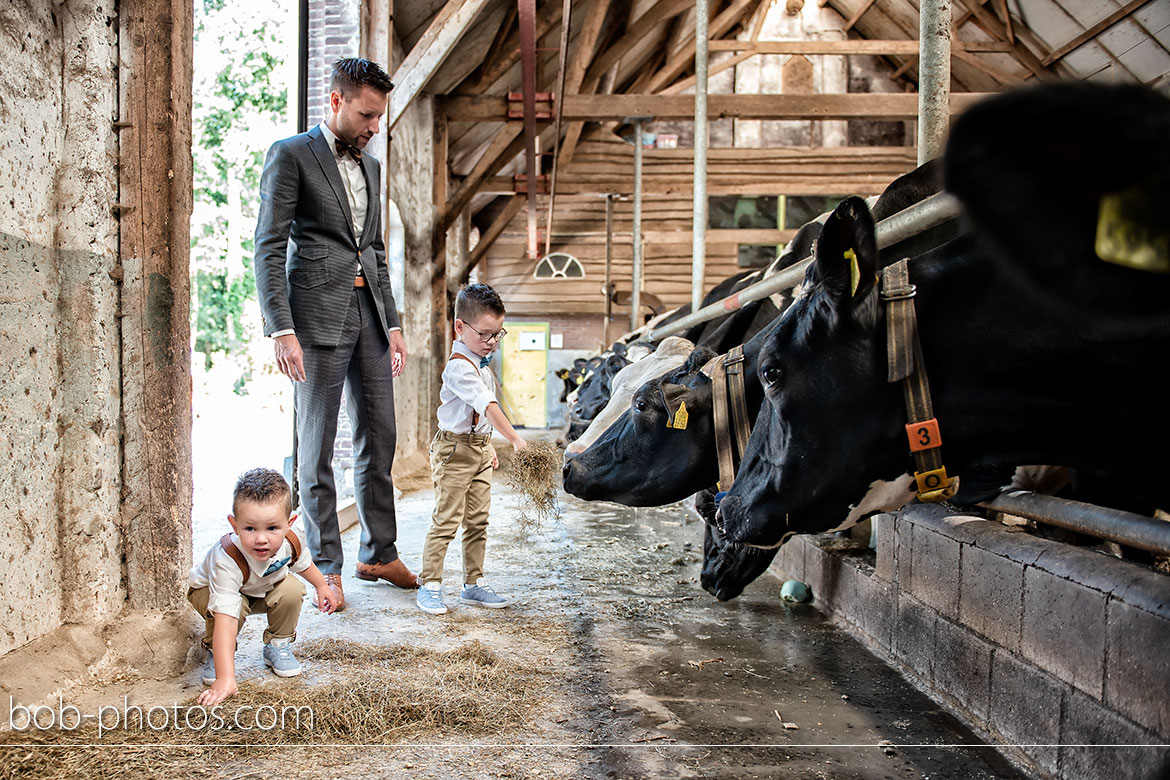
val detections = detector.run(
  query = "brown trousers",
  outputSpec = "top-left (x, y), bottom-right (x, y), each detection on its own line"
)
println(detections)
top-left (187, 574), bottom-right (306, 648)
top-left (420, 430), bottom-right (493, 584)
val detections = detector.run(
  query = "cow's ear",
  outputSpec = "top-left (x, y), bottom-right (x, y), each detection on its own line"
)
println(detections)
top-left (683, 346), bottom-right (718, 374)
top-left (815, 196), bottom-right (878, 313)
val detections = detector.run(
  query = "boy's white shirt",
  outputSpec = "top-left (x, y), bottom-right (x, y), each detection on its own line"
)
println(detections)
top-left (437, 339), bottom-right (498, 435)
top-left (188, 534), bottom-right (312, 618)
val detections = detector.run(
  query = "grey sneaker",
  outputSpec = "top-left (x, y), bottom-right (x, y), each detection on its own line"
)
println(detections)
top-left (417, 582), bottom-right (448, 615)
top-left (262, 638), bottom-right (302, 677)
top-left (200, 649), bottom-right (216, 685)
top-left (460, 582), bottom-right (509, 608)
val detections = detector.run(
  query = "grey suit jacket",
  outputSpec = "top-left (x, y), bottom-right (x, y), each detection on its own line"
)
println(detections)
top-left (254, 125), bottom-right (401, 346)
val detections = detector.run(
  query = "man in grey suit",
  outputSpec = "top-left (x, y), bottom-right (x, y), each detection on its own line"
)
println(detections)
top-left (254, 58), bottom-right (417, 612)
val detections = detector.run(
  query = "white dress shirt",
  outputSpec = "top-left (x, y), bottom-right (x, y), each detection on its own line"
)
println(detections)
top-left (437, 340), bottom-right (498, 435)
top-left (318, 122), bottom-right (367, 242)
top-left (188, 533), bottom-right (312, 618)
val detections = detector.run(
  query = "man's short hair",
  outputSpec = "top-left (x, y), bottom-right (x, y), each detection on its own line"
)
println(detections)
top-left (233, 468), bottom-right (293, 517)
top-left (455, 283), bottom-right (506, 323)
top-left (330, 57), bottom-right (394, 97)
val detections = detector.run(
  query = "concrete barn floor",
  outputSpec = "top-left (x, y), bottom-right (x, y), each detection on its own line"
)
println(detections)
top-left (165, 442), bottom-right (1026, 779)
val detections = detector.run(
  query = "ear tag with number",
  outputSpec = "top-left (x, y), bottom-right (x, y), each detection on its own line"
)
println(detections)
top-left (667, 401), bottom-right (689, 430)
top-left (844, 248), bottom-right (860, 296)
top-left (1096, 189), bottom-right (1170, 273)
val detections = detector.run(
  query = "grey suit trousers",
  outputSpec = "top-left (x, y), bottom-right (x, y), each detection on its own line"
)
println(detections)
top-left (295, 285), bottom-right (399, 573)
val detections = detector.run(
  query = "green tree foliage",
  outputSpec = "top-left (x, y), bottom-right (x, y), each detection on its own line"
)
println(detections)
top-left (191, 1), bottom-right (291, 387)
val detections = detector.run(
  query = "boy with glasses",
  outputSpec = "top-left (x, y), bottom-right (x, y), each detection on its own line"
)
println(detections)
top-left (417, 284), bottom-right (528, 614)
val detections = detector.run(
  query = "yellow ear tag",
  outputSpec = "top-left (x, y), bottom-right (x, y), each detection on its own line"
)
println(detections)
top-left (668, 401), bottom-right (689, 430)
top-left (1096, 190), bottom-right (1170, 273)
top-left (844, 248), bottom-right (860, 295)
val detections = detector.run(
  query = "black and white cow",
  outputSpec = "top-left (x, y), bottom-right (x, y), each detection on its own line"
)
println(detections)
top-left (563, 162), bottom-right (947, 598)
top-left (717, 82), bottom-right (1170, 549)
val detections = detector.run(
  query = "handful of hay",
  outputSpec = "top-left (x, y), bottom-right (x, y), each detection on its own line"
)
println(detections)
top-left (503, 440), bottom-right (562, 530)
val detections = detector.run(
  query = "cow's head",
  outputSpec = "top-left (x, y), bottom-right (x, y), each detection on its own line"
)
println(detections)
top-left (574, 353), bottom-right (631, 421)
top-left (694, 489), bottom-right (779, 601)
top-left (717, 196), bottom-right (908, 547)
top-left (562, 346), bottom-right (718, 505)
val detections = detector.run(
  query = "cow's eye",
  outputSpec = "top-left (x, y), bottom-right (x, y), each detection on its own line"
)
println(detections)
top-left (762, 366), bottom-right (782, 387)
top-left (633, 398), bottom-right (647, 413)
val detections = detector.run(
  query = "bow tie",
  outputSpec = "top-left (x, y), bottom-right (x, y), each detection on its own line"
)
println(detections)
top-left (263, 555), bottom-right (292, 576)
top-left (335, 139), bottom-right (362, 164)
top-left (479, 355), bottom-right (492, 368)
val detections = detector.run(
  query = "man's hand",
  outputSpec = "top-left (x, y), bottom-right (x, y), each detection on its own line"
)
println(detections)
top-left (389, 329), bottom-right (407, 378)
top-left (274, 334), bottom-right (306, 382)
top-left (197, 677), bottom-right (238, 707)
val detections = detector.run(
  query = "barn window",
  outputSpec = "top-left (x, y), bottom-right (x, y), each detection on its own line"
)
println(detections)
top-left (534, 252), bottom-right (584, 279)
top-left (709, 196), bottom-right (778, 230)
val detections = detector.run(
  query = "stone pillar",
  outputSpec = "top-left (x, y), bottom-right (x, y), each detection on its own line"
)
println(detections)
top-left (56, 0), bottom-right (124, 622)
top-left (118, 0), bottom-right (194, 609)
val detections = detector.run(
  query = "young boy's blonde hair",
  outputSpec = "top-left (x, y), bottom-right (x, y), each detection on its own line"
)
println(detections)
top-left (232, 468), bottom-right (293, 517)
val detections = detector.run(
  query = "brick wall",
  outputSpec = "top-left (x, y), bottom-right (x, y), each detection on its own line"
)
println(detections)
top-left (306, 0), bottom-right (361, 499)
top-left (771, 505), bottom-right (1170, 779)
top-left (508, 313), bottom-right (610, 352)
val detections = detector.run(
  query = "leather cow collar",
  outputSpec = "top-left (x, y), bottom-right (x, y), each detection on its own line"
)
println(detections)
top-left (700, 345), bottom-right (753, 491)
top-left (879, 257), bottom-right (957, 502)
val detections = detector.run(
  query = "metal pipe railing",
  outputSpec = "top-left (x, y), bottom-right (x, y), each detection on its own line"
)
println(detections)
top-left (645, 191), bottom-right (962, 342)
top-left (980, 491), bottom-right (1170, 557)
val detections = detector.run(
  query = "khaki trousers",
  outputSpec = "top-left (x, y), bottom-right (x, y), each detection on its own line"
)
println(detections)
top-left (421, 430), bottom-right (493, 584)
top-left (187, 574), bottom-right (306, 648)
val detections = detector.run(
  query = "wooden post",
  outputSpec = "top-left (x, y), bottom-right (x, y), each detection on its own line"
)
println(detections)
top-left (117, 0), bottom-right (193, 609)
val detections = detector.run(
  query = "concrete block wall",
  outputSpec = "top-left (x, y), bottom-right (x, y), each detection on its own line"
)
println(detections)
top-left (771, 504), bottom-right (1170, 780)
top-left (0, 0), bottom-right (123, 656)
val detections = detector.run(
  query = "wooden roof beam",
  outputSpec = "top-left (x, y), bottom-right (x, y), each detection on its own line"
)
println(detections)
top-left (468, 195), bottom-right (528, 272)
top-left (388, 0), bottom-right (496, 131)
top-left (707, 39), bottom-right (1015, 54)
top-left (582, 0), bottom-right (694, 87)
top-left (442, 91), bottom-right (990, 121)
top-left (462, 0), bottom-right (563, 94)
top-left (646, 0), bottom-right (764, 94)
top-left (953, 0), bottom-right (1049, 79)
top-left (1040, 0), bottom-right (1154, 67)
top-left (844, 0), bottom-right (878, 32)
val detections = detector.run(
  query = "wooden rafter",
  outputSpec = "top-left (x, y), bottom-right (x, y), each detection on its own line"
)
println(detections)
top-left (442, 92), bottom-right (990, 121)
top-left (644, 0), bottom-right (764, 94)
top-left (387, 0), bottom-right (496, 130)
top-left (1040, 0), bottom-right (1153, 67)
top-left (557, 0), bottom-right (615, 167)
top-left (844, 0), bottom-right (878, 32)
top-left (438, 124), bottom-right (523, 234)
top-left (661, 51), bottom-right (752, 94)
top-left (992, 0), bottom-right (1014, 44)
top-left (953, 49), bottom-right (1023, 85)
top-left (707, 39), bottom-right (1015, 54)
top-left (469, 195), bottom-right (528, 272)
top-left (953, 0), bottom-right (1049, 79)
top-left (462, 0), bottom-right (563, 94)
top-left (581, 0), bottom-right (694, 88)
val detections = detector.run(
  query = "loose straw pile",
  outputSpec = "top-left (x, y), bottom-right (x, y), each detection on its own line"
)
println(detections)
top-left (503, 441), bottom-right (562, 530)
top-left (0, 639), bottom-right (545, 780)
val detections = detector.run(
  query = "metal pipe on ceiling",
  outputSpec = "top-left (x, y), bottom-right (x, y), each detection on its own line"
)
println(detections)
top-left (631, 118), bottom-right (645, 333)
top-left (604, 193), bottom-right (614, 347)
top-left (518, 0), bottom-right (540, 260)
top-left (917, 0), bottom-right (951, 165)
top-left (691, 0), bottom-right (710, 316)
top-left (645, 192), bottom-right (962, 341)
top-left (980, 491), bottom-right (1170, 557)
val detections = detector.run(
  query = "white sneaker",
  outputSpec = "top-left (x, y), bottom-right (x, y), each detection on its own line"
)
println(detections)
top-left (417, 581), bottom-right (448, 615)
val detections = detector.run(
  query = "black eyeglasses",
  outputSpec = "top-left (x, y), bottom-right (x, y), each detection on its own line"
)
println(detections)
top-left (462, 321), bottom-right (508, 343)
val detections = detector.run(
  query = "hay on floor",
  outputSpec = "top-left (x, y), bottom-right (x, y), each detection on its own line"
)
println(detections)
top-left (0, 639), bottom-right (546, 780)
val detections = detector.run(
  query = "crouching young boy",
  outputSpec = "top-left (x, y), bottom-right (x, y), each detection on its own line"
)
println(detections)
top-left (187, 468), bottom-right (338, 705)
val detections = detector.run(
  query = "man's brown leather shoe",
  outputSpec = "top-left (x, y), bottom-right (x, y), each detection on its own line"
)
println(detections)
top-left (316, 573), bottom-right (346, 612)
top-left (355, 559), bottom-right (419, 589)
